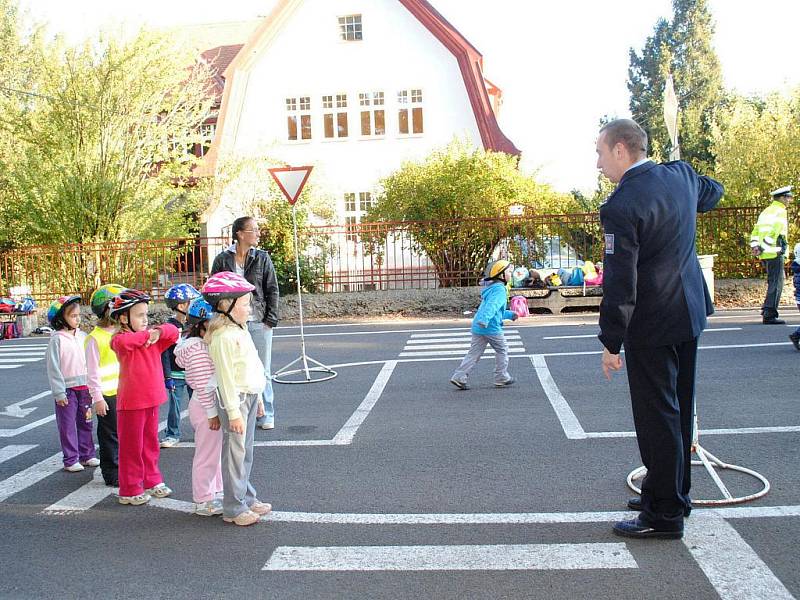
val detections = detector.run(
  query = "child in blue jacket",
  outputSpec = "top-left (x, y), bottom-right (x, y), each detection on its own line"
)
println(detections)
top-left (450, 260), bottom-right (518, 390)
top-left (790, 243), bottom-right (800, 351)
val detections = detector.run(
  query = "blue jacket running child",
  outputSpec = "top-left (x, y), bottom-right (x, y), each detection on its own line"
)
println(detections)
top-left (450, 259), bottom-right (518, 390)
top-left (790, 243), bottom-right (800, 351)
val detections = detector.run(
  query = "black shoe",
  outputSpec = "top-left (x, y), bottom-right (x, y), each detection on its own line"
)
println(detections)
top-left (105, 479), bottom-right (119, 487)
top-left (627, 496), bottom-right (691, 517)
top-left (789, 334), bottom-right (800, 351)
top-left (763, 318), bottom-right (786, 324)
top-left (612, 517), bottom-right (683, 539)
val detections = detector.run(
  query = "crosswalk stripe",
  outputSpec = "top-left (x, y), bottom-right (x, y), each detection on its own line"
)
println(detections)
top-left (402, 342), bottom-right (524, 351)
top-left (262, 543), bottom-right (637, 571)
top-left (0, 357), bottom-right (44, 363)
top-left (0, 352), bottom-right (46, 357)
top-left (0, 365), bottom-right (25, 369)
top-left (42, 469), bottom-right (113, 514)
top-left (0, 445), bottom-right (36, 464)
top-left (0, 452), bottom-right (63, 502)
top-left (399, 348), bottom-right (526, 357)
top-left (410, 330), bottom-right (520, 339)
top-left (406, 335), bottom-right (521, 344)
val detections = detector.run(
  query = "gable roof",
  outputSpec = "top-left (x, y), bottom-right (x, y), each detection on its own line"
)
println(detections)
top-left (198, 0), bottom-right (519, 176)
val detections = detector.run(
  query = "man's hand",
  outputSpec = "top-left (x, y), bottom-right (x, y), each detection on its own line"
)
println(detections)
top-left (602, 348), bottom-right (623, 380)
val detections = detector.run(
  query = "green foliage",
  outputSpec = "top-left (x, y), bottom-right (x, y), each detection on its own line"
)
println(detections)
top-left (0, 18), bottom-right (214, 248)
top-left (367, 139), bottom-right (575, 286)
top-left (212, 154), bottom-right (335, 294)
top-left (628, 0), bottom-right (723, 171)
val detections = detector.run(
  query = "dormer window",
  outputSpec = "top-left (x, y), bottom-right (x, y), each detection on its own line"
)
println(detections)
top-left (338, 15), bottom-right (362, 41)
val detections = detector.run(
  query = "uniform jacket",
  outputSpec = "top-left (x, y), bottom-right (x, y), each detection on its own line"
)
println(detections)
top-left (749, 201), bottom-right (788, 260)
top-left (110, 324), bottom-right (180, 411)
top-left (598, 160), bottom-right (724, 354)
top-left (471, 280), bottom-right (516, 336)
top-left (211, 243), bottom-right (279, 328)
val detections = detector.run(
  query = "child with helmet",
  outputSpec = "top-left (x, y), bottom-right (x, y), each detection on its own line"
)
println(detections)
top-left (201, 271), bottom-right (271, 526)
top-left (84, 283), bottom-right (125, 486)
top-left (109, 289), bottom-right (179, 506)
top-left (450, 259), bottom-right (519, 390)
top-left (45, 295), bottom-right (99, 472)
top-left (174, 297), bottom-right (224, 517)
top-left (159, 283), bottom-right (202, 448)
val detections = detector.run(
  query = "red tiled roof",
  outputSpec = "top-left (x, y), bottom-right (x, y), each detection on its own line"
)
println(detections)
top-left (200, 44), bottom-right (244, 99)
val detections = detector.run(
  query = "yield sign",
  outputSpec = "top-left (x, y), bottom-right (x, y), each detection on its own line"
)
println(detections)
top-left (268, 166), bottom-right (313, 205)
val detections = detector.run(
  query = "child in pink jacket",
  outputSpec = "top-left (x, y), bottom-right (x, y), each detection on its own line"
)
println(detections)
top-left (174, 298), bottom-right (223, 517)
top-left (109, 289), bottom-right (179, 506)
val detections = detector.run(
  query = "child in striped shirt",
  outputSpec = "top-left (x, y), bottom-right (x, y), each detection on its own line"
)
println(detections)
top-left (174, 298), bottom-right (223, 517)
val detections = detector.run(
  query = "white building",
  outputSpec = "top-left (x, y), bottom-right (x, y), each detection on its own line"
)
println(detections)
top-left (197, 0), bottom-right (519, 288)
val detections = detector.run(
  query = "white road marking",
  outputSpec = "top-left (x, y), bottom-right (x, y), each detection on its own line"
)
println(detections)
top-left (586, 425), bottom-right (800, 438)
top-left (684, 513), bottom-right (794, 600)
top-left (399, 348), bottom-right (526, 357)
top-left (0, 415), bottom-right (56, 438)
top-left (531, 355), bottom-right (586, 440)
top-left (332, 361), bottom-right (395, 445)
top-left (406, 335), bottom-right (521, 344)
top-left (403, 342), bottom-right (524, 351)
top-left (0, 350), bottom-right (46, 356)
top-left (409, 330), bottom-right (520, 339)
top-left (543, 334), bottom-right (597, 340)
top-left (0, 357), bottom-right (45, 363)
top-left (42, 469), bottom-right (112, 514)
top-left (262, 543), bottom-right (637, 572)
top-left (0, 451), bottom-right (63, 502)
top-left (0, 445), bottom-right (36, 464)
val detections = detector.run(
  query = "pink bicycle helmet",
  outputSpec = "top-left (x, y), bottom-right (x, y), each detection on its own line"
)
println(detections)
top-left (201, 272), bottom-right (255, 327)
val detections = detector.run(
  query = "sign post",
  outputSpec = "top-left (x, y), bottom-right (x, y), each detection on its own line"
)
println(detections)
top-left (268, 166), bottom-right (336, 384)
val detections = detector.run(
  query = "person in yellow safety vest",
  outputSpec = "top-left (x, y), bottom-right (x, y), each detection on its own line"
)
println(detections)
top-left (750, 185), bottom-right (793, 324)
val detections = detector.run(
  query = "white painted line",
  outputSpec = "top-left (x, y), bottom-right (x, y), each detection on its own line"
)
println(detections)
top-left (41, 469), bottom-right (113, 514)
top-left (406, 335), bottom-right (521, 344)
top-left (586, 425), bottom-right (800, 439)
top-left (0, 415), bottom-right (56, 438)
top-left (150, 496), bottom-right (195, 513)
top-left (703, 327), bottom-right (743, 332)
top-left (0, 451), bottom-right (63, 502)
top-left (276, 326), bottom-right (518, 340)
top-left (0, 365), bottom-right (23, 369)
top-left (0, 444), bottom-right (36, 464)
top-left (399, 348), bottom-right (526, 357)
top-left (0, 345), bottom-right (49, 351)
top-left (0, 357), bottom-right (44, 363)
top-left (262, 543), bottom-right (638, 572)
top-left (531, 355), bottom-right (586, 440)
top-left (543, 334), bottom-right (597, 340)
top-left (0, 350), bottom-right (46, 355)
top-left (402, 342), bottom-right (524, 351)
top-left (684, 514), bottom-right (794, 600)
top-left (409, 330), bottom-right (520, 339)
top-left (332, 361), bottom-right (396, 445)
top-left (699, 342), bottom-right (791, 350)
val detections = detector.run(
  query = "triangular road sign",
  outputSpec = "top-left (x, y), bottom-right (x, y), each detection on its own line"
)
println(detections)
top-left (268, 165), bottom-right (313, 205)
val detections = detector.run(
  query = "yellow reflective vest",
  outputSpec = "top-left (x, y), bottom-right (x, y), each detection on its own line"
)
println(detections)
top-left (85, 326), bottom-right (120, 397)
top-left (750, 201), bottom-right (788, 260)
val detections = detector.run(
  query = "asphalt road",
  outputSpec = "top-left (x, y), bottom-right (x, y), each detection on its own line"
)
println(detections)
top-left (0, 309), bottom-right (798, 599)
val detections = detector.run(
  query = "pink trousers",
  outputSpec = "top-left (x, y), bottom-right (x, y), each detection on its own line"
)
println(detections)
top-left (118, 406), bottom-right (162, 497)
top-left (189, 398), bottom-right (223, 503)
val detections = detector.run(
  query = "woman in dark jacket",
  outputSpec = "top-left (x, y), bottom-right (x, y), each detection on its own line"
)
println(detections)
top-left (211, 216), bottom-right (279, 429)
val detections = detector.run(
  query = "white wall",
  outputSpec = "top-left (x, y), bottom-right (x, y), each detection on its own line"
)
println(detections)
top-left (210, 0), bottom-right (483, 234)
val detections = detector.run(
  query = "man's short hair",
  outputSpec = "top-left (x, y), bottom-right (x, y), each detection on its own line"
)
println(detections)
top-left (599, 119), bottom-right (648, 157)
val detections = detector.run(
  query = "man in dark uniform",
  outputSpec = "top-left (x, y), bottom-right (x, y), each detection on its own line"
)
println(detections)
top-left (595, 119), bottom-right (724, 539)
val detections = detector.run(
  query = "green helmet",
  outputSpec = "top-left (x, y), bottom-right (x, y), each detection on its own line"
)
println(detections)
top-left (90, 283), bottom-right (125, 318)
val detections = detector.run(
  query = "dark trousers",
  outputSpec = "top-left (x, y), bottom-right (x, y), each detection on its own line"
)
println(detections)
top-left (97, 394), bottom-right (119, 484)
top-left (625, 337), bottom-right (698, 530)
top-left (762, 257), bottom-right (785, 318)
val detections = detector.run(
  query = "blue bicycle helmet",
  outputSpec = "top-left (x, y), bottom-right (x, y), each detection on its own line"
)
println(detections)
top-left (164, 283), bottom-right (201, 310)
top-left (186, 297), bottom-right (214, 325)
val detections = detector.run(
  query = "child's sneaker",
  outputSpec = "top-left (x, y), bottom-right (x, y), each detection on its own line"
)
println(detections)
top-left (159, 437), bottom-right (179, 448)
top-left (195, 499), bottom-right (223, 517)
top-left (450, 378), bottom-right (469, 390)
top-left (250, 500), bottom-right (272, 516)
top-left (81, 458), bottom-right (100, 467)
top-left (118, 493), bottom-right (151, 506)
top-left (64, 463), bottom-right (84, 472)
top-left (495, 377), bottom-right (515, 387)
top-left (223, 510), bottom-right (260, 526)
top-left (144, 483), bottom-right (172, 498)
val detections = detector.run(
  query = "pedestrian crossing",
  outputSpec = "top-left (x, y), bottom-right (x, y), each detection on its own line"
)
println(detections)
top-left (0, 342), bottom-right (48, 369)
top-left (399, 330), bottom-right (525, 357)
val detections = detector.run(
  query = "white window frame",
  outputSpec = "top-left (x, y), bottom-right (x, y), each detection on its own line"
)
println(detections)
top-left (322, 93), bottom-right (349, 140)
top-left (358, 91), bottom-right (385, 138)
top-left (397, 88), bottom-right (424, 136)
top-left (338, 15), bottom-right (363, 41)
top-left (286, 95), bottom-right (312, 142)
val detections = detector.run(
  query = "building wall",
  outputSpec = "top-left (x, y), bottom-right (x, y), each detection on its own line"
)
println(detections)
top-left (207, 0), bottom-right (483, 239)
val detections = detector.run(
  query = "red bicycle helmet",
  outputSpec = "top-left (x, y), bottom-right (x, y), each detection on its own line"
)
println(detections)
top-left (108, 288), bottom-right (150, 319)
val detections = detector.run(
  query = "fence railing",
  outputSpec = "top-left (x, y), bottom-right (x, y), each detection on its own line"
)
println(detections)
top-left (1, 206), bottom-right (795, 303)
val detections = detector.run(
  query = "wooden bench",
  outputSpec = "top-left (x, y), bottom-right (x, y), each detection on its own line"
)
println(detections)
top-left (511, 285), bottom-right (602, 314)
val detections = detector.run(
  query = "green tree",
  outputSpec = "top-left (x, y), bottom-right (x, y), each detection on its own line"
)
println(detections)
top-left (0, 27), bottom-right (214, 247)
top-left (628, 0), bottom-right (723, 171)
top-left (367, 139), bottom-right (572, 286)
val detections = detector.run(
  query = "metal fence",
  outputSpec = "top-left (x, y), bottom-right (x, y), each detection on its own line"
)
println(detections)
top-left (1, 206), bottom-right (796, 303)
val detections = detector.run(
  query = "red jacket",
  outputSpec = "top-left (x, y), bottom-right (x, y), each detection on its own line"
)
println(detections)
top-left (111, 324), bottom-right (180, 411)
